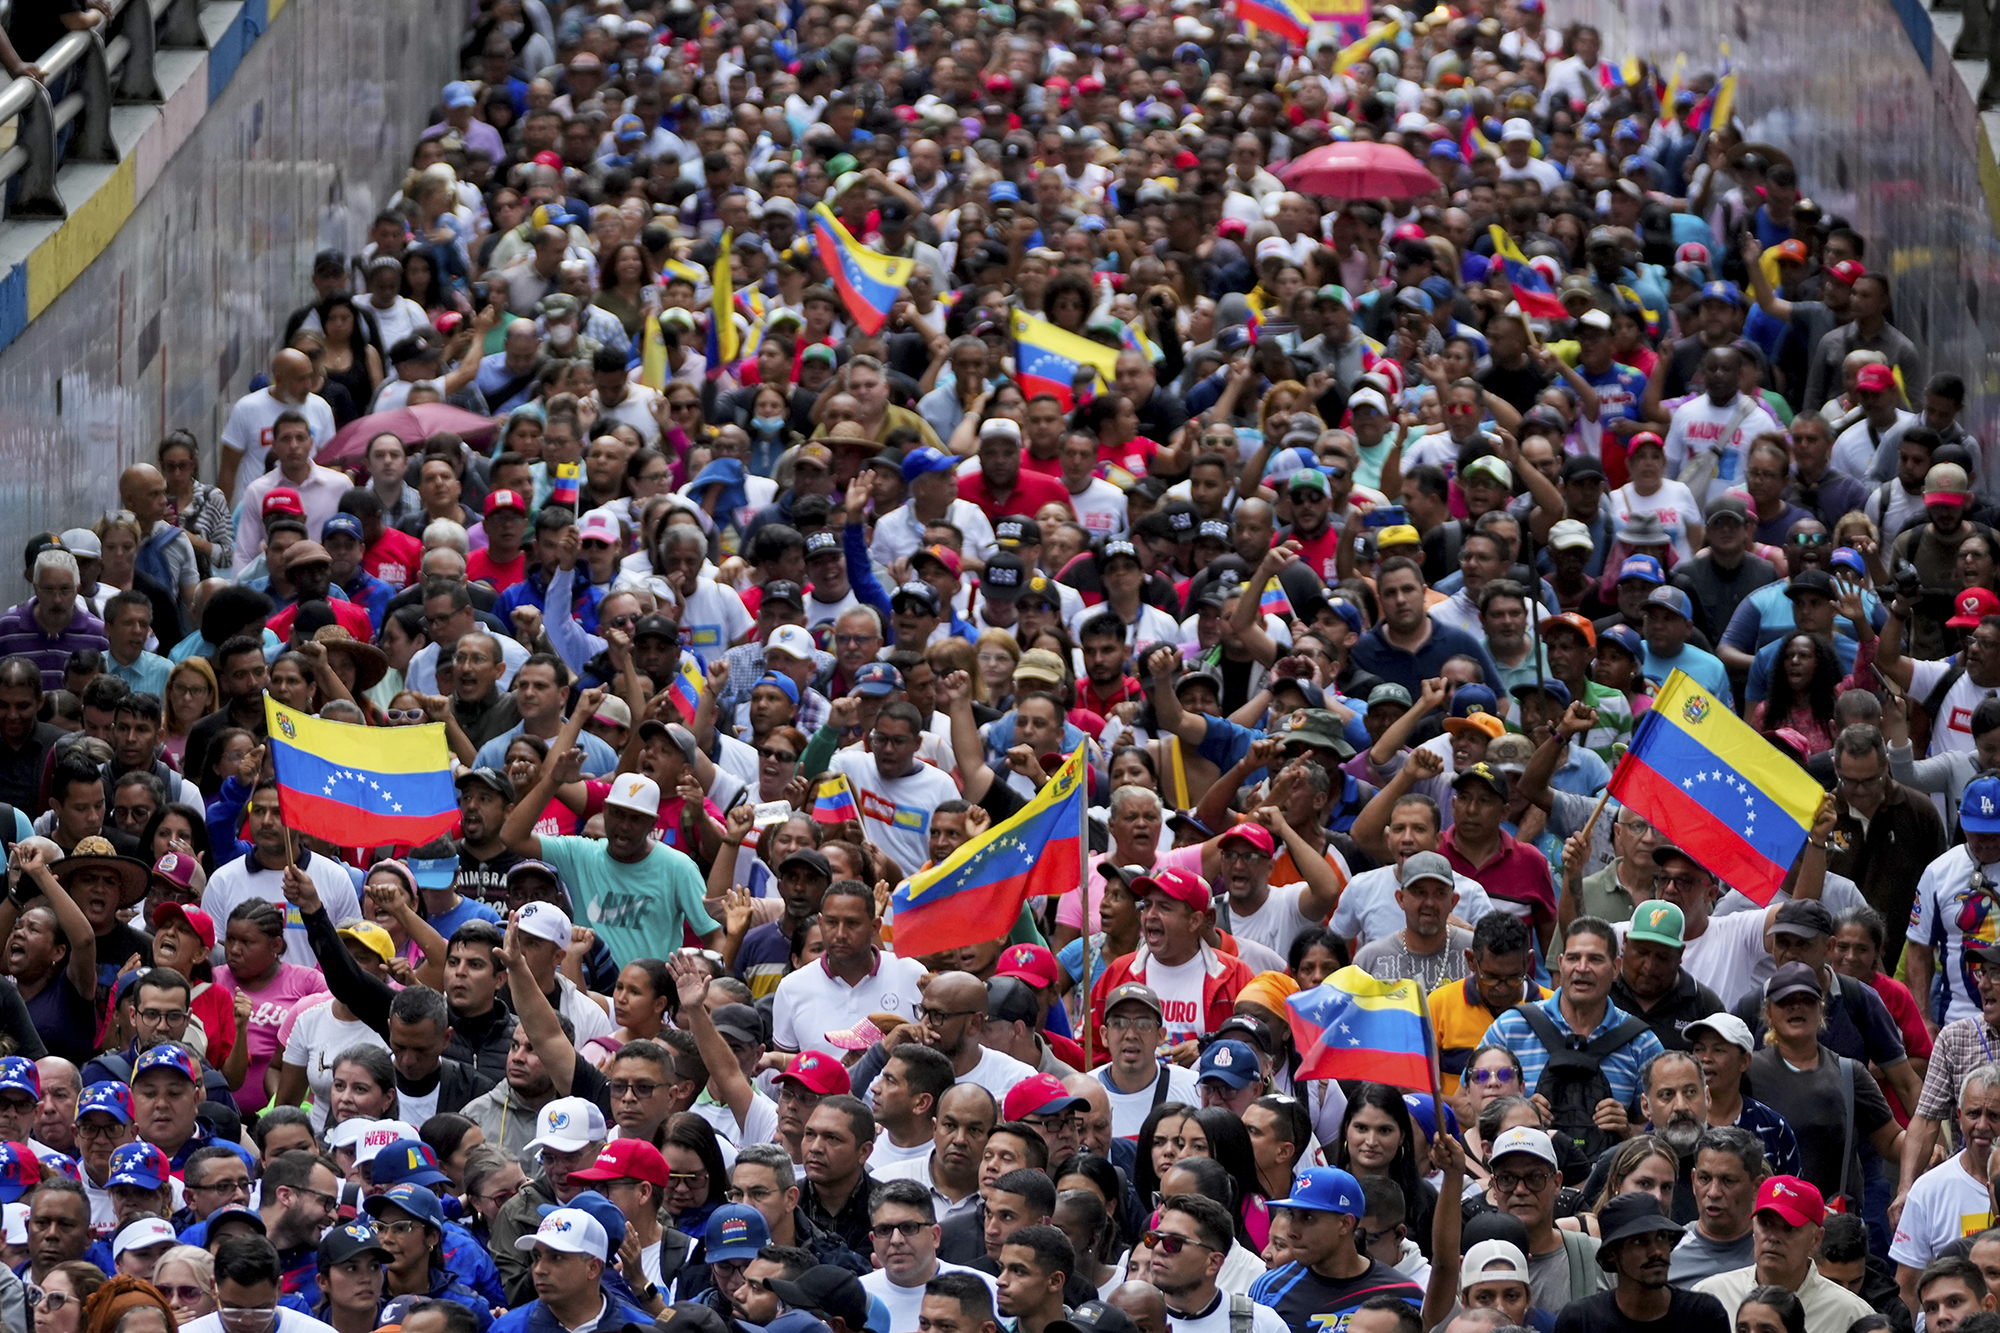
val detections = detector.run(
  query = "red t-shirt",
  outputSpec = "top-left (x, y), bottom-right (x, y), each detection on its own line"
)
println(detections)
top-left (581, 780), bottom-right (721, 853)
top-left (467, 547), bottom-right (527, 592)
top-left (363, 528), bottom-right (424, 589)
top-left (1019, 450), bottom-right (1064, 479)
top-left (1097, 436), bottom-right (1159, 481)
top-left (1290, 525), bottom-right (1342, 584)
top-left (958, 465), bottom-right (1072, 523)
top-left (1441, 827), bottom-right (1556, 928)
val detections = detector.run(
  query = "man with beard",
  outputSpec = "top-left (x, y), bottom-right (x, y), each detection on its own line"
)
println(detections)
top-left (1149, 1193), bottom-right (1287, 1333)
top-left (1669, 1127), bottom-right (1770, 1285)
top-left (1892, 1064), bottom-right (2000, 1310)
top-left (1695, 1177), bottom-right (1872, 1333)
top-left (1607, 903), bottom-right (1725, 1051)
top-left (1561, 1193), bottom-right (1729, 1333)
top-left (251, 1149), bottom-right (343, 1303)
top-left (1579, 1051), bottom-right (1712, 1223)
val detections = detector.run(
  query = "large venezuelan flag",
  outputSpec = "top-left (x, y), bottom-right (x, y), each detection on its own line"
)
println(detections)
top-left (1488, 225), bottom-right (1569, 320)
top-left (1236, 0), bottom-right (1309, 45)
top-left (1011, 310), bottom-right (1121, 410)
top-left (1607, 670), bottom-right (1822, 904)
top-left (891, 745), bottom-right (1088, 955)
top-left (265, 699), bottom-right (457, 847)
top-left (1287, 966), bottom-right (1433, 1086)
top-left (809, 204), bottom-right (917, 337)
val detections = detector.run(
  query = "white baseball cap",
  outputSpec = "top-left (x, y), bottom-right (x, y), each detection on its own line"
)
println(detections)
top-left (1347, 388), bottom-right (1390, 415)
top-left (1460, 1239), bottom-right (1531, 1291)
top-left (113, 1216), bottom-right (180, 1258)
top-left (525, 1097), bottom-right (609, 1156)
top-left (515, 900), bottom-right (573, 947)
top-left (1501, 117), bottom-right (1535, 142)
top-left (325, 1117), bottom-right (381, 1152)
top-left (356, 1119), bottom-right (421, 1165)
top-left (979, 417), bottom-right (1023, 444)
top-left (1547, 519), bottom-right (1594, 551)
top-left (766, 624), bottom-right (816, 662)
top-left (600, 772), bottom-right (661, 819)
top-left (1686, 1011), bottom-right (1755, 1053)
top-left (1487, 1125), bottom-right (1558, 1168)
top-left (515, 1207), bottom-right (611, 1261)
top-left (577, 508), bottom-right (623, 545)
top-left (59, 528), bottom-right (102, 559)
top-left (1255, 236), bottom-right (1291, 263)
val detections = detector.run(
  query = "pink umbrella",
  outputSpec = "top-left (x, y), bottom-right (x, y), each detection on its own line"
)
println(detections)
top-left (1281, 141), bottom-right (1440, 199)
top-left (318, 404), bottom-right (503, 467)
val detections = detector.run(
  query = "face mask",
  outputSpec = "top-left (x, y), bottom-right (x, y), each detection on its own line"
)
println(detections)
top-left (549, 324), bottom-right (576, 347)
top-left (753, 416), bottom-right (786, 434)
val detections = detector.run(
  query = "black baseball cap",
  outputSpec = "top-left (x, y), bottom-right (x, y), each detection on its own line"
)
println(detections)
top-left (632, 614), bottom-right (678, 643)
top-left (766, 1267), bottom-right (869, 1329)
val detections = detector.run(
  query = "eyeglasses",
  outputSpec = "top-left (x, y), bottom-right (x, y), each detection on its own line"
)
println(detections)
top-left (1142, 1230), bottom-right (1215, 1256)
top-left (1491, 1169), bottom-right (1553, 1194)
top-left (667, 1170), bottom-right (708, 1185)
top-left (871, 1221), bottom-right (929, 1239)
top-left (219, 1304), bottom-right (279, 1319)
top-left (835, 634), bottom-right (879, 647)
top-left (291, 1186), bottom-right (338, 1210)
top-left (1106, 1014), bottom-right (1159, 1031)
top-left (476, 1182), bottom-right (524, 1205)
top-left (727, 1185), bottom-right (780, 1203)
top-left (29, 1290), bottom-right (72, 1313)
top-left (870, 731), bottom-right (917, 748)
top-left (1359, 1224), bottom-right (1400, 1246)
top-left (1468, 1067), bottom-right (1518, 1087)
top-left (757, 746), bottom-right (800, 763)
top-left (188, 1177), bottom-right (251, 1196)
top-left (608, 1080), bottom-right (664, 1100)
top-left (423, 611), bottom-right (463, 629)
top-left (916, 1006), bottom-right (981, 1025)
top-left (376, 1219), bottom-right (426, 1236)
top-left (1652, 873), bottom-right (1703, 890)
top-left (156, 1286), bottom-right (208, 1307)
top-left (1836, 771), bottom-right (1886, 790)
top-left (136, 1007), bottom-right (187, 1024)
top-left (1787, 533), bottom-right (1830, 546)
top-left (603, 613), bottom-right (638, 630)
top-left (386, 709), bottom-right (426, 723)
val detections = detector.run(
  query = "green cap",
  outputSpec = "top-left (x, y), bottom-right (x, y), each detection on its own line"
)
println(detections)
top-left (1627, 901), bottom-right (1687, 950)
top-left (1287, 469), bottom-right (1331, 496)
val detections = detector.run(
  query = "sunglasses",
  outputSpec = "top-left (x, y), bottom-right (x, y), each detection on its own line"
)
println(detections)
top-left (1142, 1230), bottom-right (1216, 1256)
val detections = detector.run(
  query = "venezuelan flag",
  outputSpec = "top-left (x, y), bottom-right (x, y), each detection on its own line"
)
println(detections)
top-left (708, 235), bottom-right (738, 375)
top-left (1011, 310), bottom-right (1120, 410)
top-left (1607, 670), bottom-right (1823, 904)
top-left (809, 204), bottom-right (916, 337)
top-left (667, 652), bottom-right (705, 722)
top-left (1333, 19), bottom-right (1398, 73)
top-left (1236, 0), bottom-right (1309, 46)
top-left (813, 773), bottom-right (858, 825)
top-left (1120, 321), bottom-right (1160, 364)
top-left (662, 257), bottom-right (708, 290)
top-left (1287, 966), bottom-right (1433, 1087)
top-left (549, 462), bottom-right (580, 510)
top-left (891, 745), bottom-right (1088, 955)
top-left (264, 699), bottom-right (457, 847)
top-left (1488, 225), bottom-right (1569, 321)
top-left (1243, 310), bottom-right (1263, 344)
top-left (1260, 583), bottom-right (1293, 618)
top-left (1663, 54), bottom-right (1686, 119)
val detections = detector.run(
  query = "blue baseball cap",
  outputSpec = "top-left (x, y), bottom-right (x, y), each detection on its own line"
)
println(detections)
top-left (1320, 596), bottom-right (1364, 635)
top-left (1402, 1093), bottom-right (1461, 1142)
top-left (37, 1152), bottom-right (79, 1183)
top-left (322, 514), bottom-right (365, 544)
top-left (704, 1204), bottom-right (772, 1261)
top-left (1616, 555), bottom-right (1665, 586)
top-left (77, 1081), bottom-right (134, 1124)
top-left (1599, 623), bottom-right (1644, 659)
top-left (1449, 684), bottom-right (1498, 719)
top-left (1643, 585), bottom-right (1694, 621)
top-left (988, 181), bottom-right (1021, 204)
top-left (1270, 1165), bottom-right (1366, 1217)
top-left (1428, 140), bottom-right (1462, 161)
top-left (852, 662), bottom-right (905, 697)
top-left (901, 446), bottom-right (960, 482)
top-left (613, 114), bottom-right (646, 142)
top-left (754, 672), bottom-right (801, 706)
top-left (1697, 280), bottom-right (1744, 308)
top-left (1963, 776), bottom-right (2000, 834)
top-left (1831, 546), bottom-right (1867, 578)
top-left (1510, 678), bottom-right (1571, 706)
top-left (408, 855), bottom-right (457, 890)
top-left (1420, 275), bottom-right (1456, 304)
top-left (1197, 1039), bottom-right (1260, 1090)
top-left (1216, 325), bottom-right (1252, 353)
top-left (132, 1043), bottom-right (200, 1084)
top-left (106, 1142), bottom-right (170, 1191)
top-left (441, 81), bottom-right (477, 109)
top-left (0, 1143), bottom-right (40, 1204)
top-left (366, 1183), bottom-right (447, 1231)
top-left (370, 1140), bottom-right (451, 1189)
top-left (0, 1058), bottom-right (39, 1100)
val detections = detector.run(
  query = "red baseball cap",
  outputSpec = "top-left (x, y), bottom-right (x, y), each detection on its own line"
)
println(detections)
top-left (1825, 260), bottom-right (1867, 286)
top-left (1753, 1176), bottom-right (1824, 1228)
top-left (151, 901), bottom-right (214, 950)
top-left (1002, 1073), bottom-right (1089, 1122)
top-left (568, 1138), bottom-right (670, 1187)
top-left (1948, 587), bottom-right (2000, 628)
top-left (1218, 823), bottom-right (1276, 858)
top-left (1131, 866), bottom-right (1211, 914)
top-left (533, 150), bottom-right (565, 170)
top-left (1855, 364), bottom-right (1896, 394)
top-left (262, 488), bottom-right (305, 519)
top-left (912, 544), bottom-right (962, 578)
top-left (1773, 239), bottom-right (1810, 264)
top-left (778, 1050), bottom-right (850, 1097)
top-left (994, 944), bottom-right (1058, 989)
top-left (1538, 611), bottom-right (1597, 648)
top-left (485, 489), bottom-right (528, 516)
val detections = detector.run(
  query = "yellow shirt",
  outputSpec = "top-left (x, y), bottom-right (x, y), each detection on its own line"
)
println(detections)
top-left (1428, 976), bottom-right (1553, 1095)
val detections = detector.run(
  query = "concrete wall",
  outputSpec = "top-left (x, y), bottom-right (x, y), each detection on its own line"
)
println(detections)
top-left (0, 0), bottom-right (461, 540)
top-left (1563, 0), bottom-right (2000, 476)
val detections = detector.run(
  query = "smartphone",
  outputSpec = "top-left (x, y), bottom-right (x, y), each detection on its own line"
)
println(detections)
top-left (1870, 662), bottom-right (1904, 700)
top-left (1365, 505), bottom-right (1408, 529)
top-left (753, 800), bottom-right (793, 828)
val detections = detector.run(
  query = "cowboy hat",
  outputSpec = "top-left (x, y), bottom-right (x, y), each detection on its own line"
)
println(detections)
top-left (53, 836), bottom-right (151, 909)
top-left (313, 625), bottom-right (390, 691)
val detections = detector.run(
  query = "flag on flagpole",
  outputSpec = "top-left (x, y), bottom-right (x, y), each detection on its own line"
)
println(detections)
top-left (1333, 19), bottom-right (1399, 73)
top-left (1287, 966), bottom-right (1434, 1086)
top-left (264, 699), bottom-right (458, 847)
top-left (809, 204), bottom-right (917, 337)
top-left (1488, 226), bottom-right (1570, 320)
top-left (1259, 583), bottom-right (1293, 618)
top-left (812, 774), bottom-right (859, 824)
top-left (1010, 309), bottom-right (1121, 410)
top-left (707, 234), bottom-right (738, 376)
top-left (549, 462), bottom-right (580, 510)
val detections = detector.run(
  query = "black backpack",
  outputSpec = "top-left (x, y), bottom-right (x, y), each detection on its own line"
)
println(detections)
top-left (1516, 1004), bottom-right (1651, 1164)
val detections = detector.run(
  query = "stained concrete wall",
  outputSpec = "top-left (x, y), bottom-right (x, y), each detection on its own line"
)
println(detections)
top-left (0, 0), bottom-right (461, 541)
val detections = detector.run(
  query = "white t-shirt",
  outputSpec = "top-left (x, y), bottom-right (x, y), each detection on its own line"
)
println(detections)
top-left (870, 1130), bottom-right (935, 1169)
top-left (1909, 844), bottom-right (2000, 1026)
top-left (1663, 395), bottom-right (1782, 499)
top-left (1890, 1149), bottom-right (1994, 1270)
top-left (1098, 1062), bottom-right (1200, 1139)
top-left (771, 951), bottom-right (929, 1057)
top-left (363, 296), bottom-right (430, 357)
top-left (1066, 478), bottom-right (1130, 538)
top-left (594, 384), bottom-right (664, 445)
top-left (1146, 953), bottom-right (1212, 1048)
top-left (1167, 1290), bottom-right (1293, 1333)
top-left (1611, 480), bottom-right (1705, 565)
top-left (828, 750), bottom-right (962, 875)
top-left (183, 1312), bottom-right (339, 1333)
top-left (1070, 601), bottom-right (1183, 649)
top-left (677, 578), bottom-right (755, 669)
top-left (691, 1090), bottom-right (781, 1149)
top-left (1647, 907), bottom-right (1767, 1007)
top-left (1221, 882), bottom-right (1326, 964)
top-left (202, 852), bottom-right (363, 967)
top-left (959, 1044), bottom-right (1039, 1104)
top-left (1908, 659), bottom-right (2000, 756)
top-left (281, 998), bottom-right (389, 1132)
top-left (1330, 865), bottom-right (1493, 949)
top-left (863, 1263), bottom-right (1000, 1333)
top-left (218, 388), bottom-right (338, 496)
top-left (400, 1083), bottom-right (441, 1128)
top-left (555, 976), bottom-right (617, 1049)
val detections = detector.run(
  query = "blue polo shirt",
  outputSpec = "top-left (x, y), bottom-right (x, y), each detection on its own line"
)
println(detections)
top-left (1349, 622), bottom-right (1504, 696)
top-left (1478, 993), bottom-right (1666, 1108)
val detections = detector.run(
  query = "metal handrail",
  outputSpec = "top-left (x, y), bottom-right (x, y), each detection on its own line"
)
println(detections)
top-left (0, 0), bottom-right (207, 221)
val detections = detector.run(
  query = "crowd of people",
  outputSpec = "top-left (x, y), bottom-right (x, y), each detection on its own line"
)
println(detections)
top-left (4, 5), bottom-right (2000, 1333)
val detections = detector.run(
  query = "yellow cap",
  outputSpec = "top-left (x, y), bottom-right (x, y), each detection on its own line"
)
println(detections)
top-left (337, 921), bottom-right (396, 963)
top-left (1375, 524), bottom-right (1421, 548)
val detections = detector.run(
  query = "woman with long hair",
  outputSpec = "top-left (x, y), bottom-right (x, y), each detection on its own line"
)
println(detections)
top-left (157, 431), bottom-right (232, 576)
top-left (1607, 433), bottom-right (1702, 566)
top-left (402, 247), bottom-right (464, 324)
top-left (1287, 925), bottom-right (1349, 989)
top-left (152, 1245), bottom-right (216, 1325)
top-left (1132, 1102), bottom-right (1196, 1208)
top-left (755, 726), bottom-right (809, 805)
top-left (664, 1112), bottom-right (731, 1239)
top-left (34, 1261), bottom-right (107, 1333)
top-left (1184, 1106), bottom-right (1270, 1248)
top-left (976, 630), bottom-right (1021, 709)
top-left (594, 241), bottom-right (657, 341)
top-left (419, 1113), bottom-right (486, 1192)
top-left (1330, 1083), bottom-right (1438, 1255)
top-left (1830, 905), bottom-right (1932, 1123)
top-left (161, 658), bottom-right (217, 768)
top-left (214, 899), bottom-right (328, 1114)
top-left (1044, 274), bottom-right (1094, 334)
top-left (606, 958), bottom-right (675, 1051)
top-left (140, 802), bottom-right (212, 878)
top-left (1735, 1287), bottom-right (1808, 1333)
top-left (325, 1045), bottom-right (399, 1130)
top-left (1749, 633), bottom-right (1841, 757)
top-left (315, 294), bottom-right (384, 419)
top-left (1569, 1135), bottom-right (1681, 1235)
top-left (1458, 1046), bottom-right (1528, 1173)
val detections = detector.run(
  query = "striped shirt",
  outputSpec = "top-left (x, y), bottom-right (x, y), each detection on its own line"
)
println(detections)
top-left (1914, 1015), bottom-right (2000, 1121)
top-left (1478, 993), bottom-right (1666, 1108)
top-left (0, 600), bottom-right (108, 689)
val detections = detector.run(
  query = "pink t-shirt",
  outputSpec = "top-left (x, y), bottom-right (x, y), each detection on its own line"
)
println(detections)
top-left (214, 962), bottom-right (329, 1114)
top-left (1055, 844), bottom-right (1205, 931)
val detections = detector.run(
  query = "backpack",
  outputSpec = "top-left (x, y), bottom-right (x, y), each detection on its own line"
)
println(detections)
top-left (1516, 1004), bottom-right (1651, 1163)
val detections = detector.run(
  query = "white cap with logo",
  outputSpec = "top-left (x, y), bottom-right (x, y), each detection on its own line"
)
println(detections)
top-left (1486, 1125), bottom-right (1558, 1168)
top-left (525, 1097), bottom-right (609, 1156)
top-left (514, 900), bottom-right (573, 947)
top-left (600, 773), bottom-right (661, 819)
top-left (515, 1207), bottom-right (611, 1261)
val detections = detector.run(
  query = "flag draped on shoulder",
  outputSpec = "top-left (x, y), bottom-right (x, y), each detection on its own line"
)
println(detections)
top-left (1606, 669), bottom-right (1823, 904)
top-left (809, 204), bottom-right (916, 336)
top-left (264, 699), bottom-right (457, 847)
top-left (1287, 966), bottom-right (1434, 1087)
top-left (890, 745), bottom-right (1089, 954)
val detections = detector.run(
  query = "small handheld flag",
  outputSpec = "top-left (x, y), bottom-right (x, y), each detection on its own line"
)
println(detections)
top-left (1333, 19), bottom-right (1399, 73)
top-left (549, 462), bottom-right (581, 510)
top-left (1286, 966), bottom-right (1434, 1087)
top-left (812, 773), bottom-right (859, 825)
top-left (809, 204), bottom-right (917, 337)
top-left (264, 700), bottom-right (458, 847)
top-left (1259, 582), bottom-right (1293, 618)
top-left (1488, 225), bottom-right (1570, 321)
top-left (1010, 309), bottom-right (1121, 410)
top-left (666, 652), bottom-right (706, 722)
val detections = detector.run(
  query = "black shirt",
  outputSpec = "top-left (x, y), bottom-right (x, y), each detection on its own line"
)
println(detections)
top-left (22, 972), bottom-right (95, 1065)
top-left (0, 722), bottom-right (60, 812)
top-left (456, 848), bottom-right (526, 905)
top-left (8, 0), bottom-right (83, 61)
top-left (1671, 552), bottom-right (1780, 644)
top-left (800, 1172), bottom-right (878, 1257)
top-left (1608, 969), bottom-right (1724, 1051)
top-left (1552, 1286), bottom-right (1730, 1333)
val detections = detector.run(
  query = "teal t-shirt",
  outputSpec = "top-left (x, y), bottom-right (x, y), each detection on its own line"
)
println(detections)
top-left (536, 834), bottom-right (721, 961)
